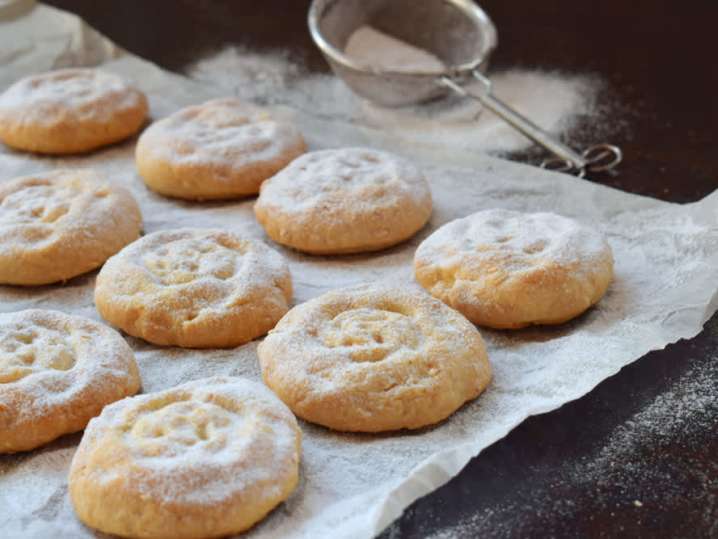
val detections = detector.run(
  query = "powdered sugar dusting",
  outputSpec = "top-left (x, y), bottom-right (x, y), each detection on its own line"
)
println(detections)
top-left (412, 334), bottom-right (718, 539)
top-left (98, 228), bottom-right (290, 323)
top-left (188, 47), bottom-right (601, 156)
top-left (258, 147), bottom-right (431, 214)
top-left (259, 284), bottom-right (487, 406)
top-left (0, 8), bottom-right (717, 539)
top-left (416, 209), bottom-right (611, 272)
top-left (0, 169), bottom-right (136, 254)
top-left (137, 97), bottom-right (304, 172)
top-left (0, 68), bottom-right (144, 125)
top-left (74, 376), bottom-right (299, 505)
top-left (344, 26), bottom-right (445, 73)
top-left (0, 309), bottom-right (138, 449)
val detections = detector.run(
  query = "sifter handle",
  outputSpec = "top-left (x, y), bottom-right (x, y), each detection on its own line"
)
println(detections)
top-left (438, 71), bottom-right (622, 177)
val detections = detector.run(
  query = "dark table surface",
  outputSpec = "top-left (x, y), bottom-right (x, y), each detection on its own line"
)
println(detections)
top-left (44, 1), bottom-right (718, 537)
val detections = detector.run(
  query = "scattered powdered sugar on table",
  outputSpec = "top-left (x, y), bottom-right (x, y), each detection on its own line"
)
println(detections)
top-left (188, 46), bottom-right (602, 156)
top-left (0, 5), bottom-right (717, 539)
top-left (413, 326), bottom-right (718, 539)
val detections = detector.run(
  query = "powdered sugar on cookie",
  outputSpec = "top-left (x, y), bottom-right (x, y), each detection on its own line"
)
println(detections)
top-left (415, 209), bottom-right (614, 329)
top-left (69, 376), bottom-right (300, 536)
top-left (142, 99), bottom-right (301, 169)
top-left (95, 228), bottom-right (292, 348)
top-left (0, 69), bottom-right (145, 125)
top-left (258, 284), bottom-right (491, 432)
top-left (0, 309), bottom-right (140, 453)
top-left (416, 209), bottom-right (610, 272)
top-left (136, 98), bottom-right (306, 199)
top-left (0, 68), bottom-right (148, 154)
top-left (0, 169), bottom-right (142, 285)
top-left (260, 147), bottom-right (430, 213)
top-left (255, 147), bottom-right (433, 254)
top-left (127, 229), bottom-right (288, 308)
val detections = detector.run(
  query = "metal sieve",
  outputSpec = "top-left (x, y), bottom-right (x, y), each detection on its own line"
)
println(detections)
top-left (308, 0), bottom-right (622, 176)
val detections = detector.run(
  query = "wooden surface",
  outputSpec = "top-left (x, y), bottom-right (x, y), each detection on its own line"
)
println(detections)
top-left (44, 1), bottom-right (718, 537)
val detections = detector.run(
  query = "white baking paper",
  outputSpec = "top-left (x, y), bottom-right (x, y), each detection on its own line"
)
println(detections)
top-left (1, 4), bottom-right (717, 538)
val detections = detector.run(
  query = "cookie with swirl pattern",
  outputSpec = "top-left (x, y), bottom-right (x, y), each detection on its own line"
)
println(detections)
top-left (95, 228), bottom-right (292, 348)
top-left (258, 284), bottom-right (491, 432)
top-left (136, 98), bottom-right (306, 200)
top-left (414, 209), bottom-right (614, 328)
top-left (69, 376), bottom-right (301, 538)
top-left (0, 69), bottom-right (148, 154)
top-left (0, 309), bottom-right (140, 453)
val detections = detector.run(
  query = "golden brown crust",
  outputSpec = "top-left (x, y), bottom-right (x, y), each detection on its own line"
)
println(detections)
top-left (254, 148), bottom-right (433, 254)
top-left (258, 284), bottom-right (491, 432)
top-left (0, 310), bottom-right (140, 453)
top-left (0, 169), bottom-right (142, 285)
top-left (135, 98), bottom-right (306, 200)
top-left (414, 210), bottom-right (614, 329)
top-left (0, 69), bottom-right (148, 154)
top-left (94, 228), bottom-right (293, 348)
top-left (69, 377), bottom-right (301, 539)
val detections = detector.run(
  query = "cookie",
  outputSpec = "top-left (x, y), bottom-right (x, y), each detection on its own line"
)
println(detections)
top-left (95, 228), bottom-right (292, 348)
top-left (258, 284), bottom-right (491, 432)
top-left (0, 310), bottom-right (140, 453)
top-left (135, 98), bottom-right (306, 200)
top-left (254, 147), bottom-right (433, 254)
top-left (0, 68), bottom-right (148, 154)
top-left (414, 209), bottom-right (614, 329)
top-left (69, 376), bottom-right (301, 539)
top-left (0, 169), bottom-right (142, 285)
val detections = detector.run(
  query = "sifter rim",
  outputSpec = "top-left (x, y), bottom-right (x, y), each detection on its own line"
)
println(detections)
top-left (308, 0), bottom-right (499, 78)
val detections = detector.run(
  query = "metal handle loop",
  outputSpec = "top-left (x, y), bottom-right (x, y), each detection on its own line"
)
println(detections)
top-left (540, 144), bottom-right (623, 176)
top-left (582, 144), bottom-right (623, 172)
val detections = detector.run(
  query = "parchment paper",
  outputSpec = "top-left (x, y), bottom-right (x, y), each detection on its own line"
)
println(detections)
top-left (1, 4), bottom-right (717, 538)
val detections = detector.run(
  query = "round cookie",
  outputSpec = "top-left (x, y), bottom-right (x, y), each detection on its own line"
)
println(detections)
top-left (254, 147), bottom-right (433, 254)
top-left (0, 169), bottom-right (142, 285)
top-left (95, 228), bottom-right (292, 348)
top-left (258, 284), bottom-right (491, 432)
top-left (0, 68), bottom-right (148, 154)
top-left (0, 309), bottom-right (140, 453)
top-left (69, 376), bottom-right (301, 539)
top-left (414, 209), bottom-right (614, 329)
top-left (135, 98), bottom-right (306, 200)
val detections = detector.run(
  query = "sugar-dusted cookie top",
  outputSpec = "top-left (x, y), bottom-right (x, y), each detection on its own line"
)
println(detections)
top-left (414, 209), bottom-right (614, 328)
top-left (254, 147), bottom-right (433, 254)
top-left (0, 309), bottom-right (140, 453)
top-left (69, 376), bottom-right (301, 538)
top-left (258, 284), bottom-right (491, 432)
top-left (94, 228), bottom-right (292, 348)
top-left (0, 169), bottom-right (142, 285)
top-left (0, 68), bottom-right (148, 154)
top-left (136, 98), bottom-right (306, 200)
